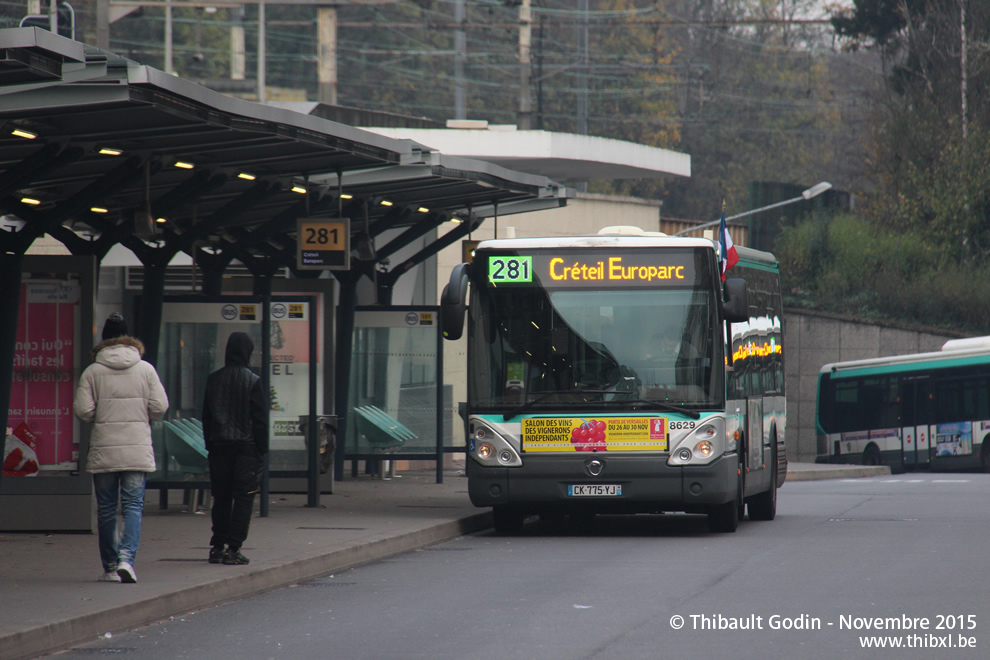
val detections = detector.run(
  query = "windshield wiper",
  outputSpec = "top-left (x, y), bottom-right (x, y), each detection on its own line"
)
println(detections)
top-left (503, 389), bottom-right (615, 421)
top-left (594, 399), bottom-right (702, 419)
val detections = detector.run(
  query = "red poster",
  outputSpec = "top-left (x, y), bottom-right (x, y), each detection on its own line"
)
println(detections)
top-left (5, 280), bottom-right (80, 476)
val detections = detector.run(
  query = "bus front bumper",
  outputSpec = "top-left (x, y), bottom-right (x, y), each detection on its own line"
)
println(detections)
top-left (467, 453), bottom-right (738, 513)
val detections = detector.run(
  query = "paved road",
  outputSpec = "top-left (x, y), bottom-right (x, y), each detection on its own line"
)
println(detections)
top-left (48, 473), bottom-right (989, 660)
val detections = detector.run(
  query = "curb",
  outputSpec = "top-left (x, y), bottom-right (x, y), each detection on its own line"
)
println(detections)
top-left (4, 512), bottom-right (493, 660)
top-left (785, 466), bottom-right (891, 481)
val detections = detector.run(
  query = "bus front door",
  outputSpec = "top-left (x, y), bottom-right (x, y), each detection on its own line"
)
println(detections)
top-left (748, 398), bottom-right (764, 470)
top-left (900, 377), bottom-right (932, 468)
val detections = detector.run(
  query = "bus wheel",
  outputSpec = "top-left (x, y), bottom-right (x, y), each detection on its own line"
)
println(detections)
top-left (708, 499), bottom-right (739, 533)
top-left (863, 445), bottom-right (881, 466)
top-left (492, 505), bottom-right (525, 534)
top-left (748, 449), bottom-right (777, 521)
top-left (981, 445), bottom-right (990, 473)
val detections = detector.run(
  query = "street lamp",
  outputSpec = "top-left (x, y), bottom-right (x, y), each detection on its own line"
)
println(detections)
top-left (673, 181), bottom-right (833, 237)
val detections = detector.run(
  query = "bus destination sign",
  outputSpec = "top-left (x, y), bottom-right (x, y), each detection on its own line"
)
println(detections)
top-left (486, 249), bottom-right (700, 288)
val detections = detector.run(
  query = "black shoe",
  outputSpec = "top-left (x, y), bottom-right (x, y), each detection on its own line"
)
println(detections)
top-left (223, 549), bottom-right (250, 565)
top-left (208, 546), bottom-right (225, 564)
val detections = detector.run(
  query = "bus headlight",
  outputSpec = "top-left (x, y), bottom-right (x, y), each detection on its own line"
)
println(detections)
top-left (469, 422), bottom-right (522, 467)
top-left (668, 419), bottom-right (723, 466)
top-left (698, 424), bottom-right (717, 439)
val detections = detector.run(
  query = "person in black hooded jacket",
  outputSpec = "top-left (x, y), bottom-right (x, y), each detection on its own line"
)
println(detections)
top-left (202, 332), bottom-right (268, 565)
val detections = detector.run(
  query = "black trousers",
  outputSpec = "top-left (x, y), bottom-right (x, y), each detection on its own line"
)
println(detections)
top-left (208, 445), bottom-right (260, 551)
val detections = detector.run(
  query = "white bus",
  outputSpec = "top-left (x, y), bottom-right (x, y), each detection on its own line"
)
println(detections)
top-left (816, 337), bottom-right (990, 473)
top-left (440, 228), bottom-right (787, 533)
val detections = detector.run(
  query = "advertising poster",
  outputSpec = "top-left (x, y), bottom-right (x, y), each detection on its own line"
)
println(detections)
top-left (268, 302), bottom-right (312, 457)
top-left (935, 421), bottom-right (972, 456)
top-left (521, 416), bottom-right (668, 452)
top-left (4, 280), bottom-right (80, 476)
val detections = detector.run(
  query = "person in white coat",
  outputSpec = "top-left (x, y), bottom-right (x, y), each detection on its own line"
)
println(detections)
top-left (74, 313), bottom-right (169, 583)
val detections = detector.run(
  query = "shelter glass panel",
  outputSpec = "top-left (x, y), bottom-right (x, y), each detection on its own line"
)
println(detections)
top-left (347, 309), bottom-right (446, 457)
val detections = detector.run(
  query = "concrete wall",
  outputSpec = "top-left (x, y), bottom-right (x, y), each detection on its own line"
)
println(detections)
top-left (783, 309), bottom-right (964, 463)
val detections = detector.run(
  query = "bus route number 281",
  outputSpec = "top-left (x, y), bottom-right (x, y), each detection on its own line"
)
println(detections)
top-left (489, 256), bottom-right (533, 284)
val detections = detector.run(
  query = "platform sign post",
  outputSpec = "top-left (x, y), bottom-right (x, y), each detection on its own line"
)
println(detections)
top-left (297, 218), bottom-right (350, 270)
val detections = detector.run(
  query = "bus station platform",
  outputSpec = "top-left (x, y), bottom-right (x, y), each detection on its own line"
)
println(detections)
top-left (1, 462), bottom-right (886, 660)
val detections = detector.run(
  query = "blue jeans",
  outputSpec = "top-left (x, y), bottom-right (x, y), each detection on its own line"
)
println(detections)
top-left (93, 471), bottom-right (147, 572)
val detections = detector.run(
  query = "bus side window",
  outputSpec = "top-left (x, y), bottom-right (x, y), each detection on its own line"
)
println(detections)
top-left (852, 376), bottom-right (897, 431)
top-left (977, 376), bottom-right (990, 420)
top-left (934, 367), bottom-right (990, 424)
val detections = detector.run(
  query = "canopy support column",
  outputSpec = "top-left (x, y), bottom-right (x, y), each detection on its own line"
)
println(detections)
top-left (0, 252), bottom-right (24, 490)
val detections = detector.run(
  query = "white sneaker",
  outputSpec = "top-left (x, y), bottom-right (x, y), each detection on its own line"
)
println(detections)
top-left (99, 571), bottom-right (122, 583)
top-left (116, 561), bottom-right (137, 583)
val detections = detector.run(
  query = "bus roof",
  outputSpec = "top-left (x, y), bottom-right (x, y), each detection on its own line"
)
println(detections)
top-left (474, 233), bottom-right (777, 267)
top-left (941, 336), bottom-right (990, 351)
top-left (818, 336), bottom-right (990, 377)
top-left (735, 245), bottom-right (779, 270)
top-left (475, 234), bottom-right (714, 250)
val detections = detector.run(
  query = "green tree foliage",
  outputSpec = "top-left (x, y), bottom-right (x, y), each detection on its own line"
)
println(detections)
top-left (776, 207), bottom-right (990, 332)
top-left (777, 1), bottom-right (990, 329)
top-left (881, 126), bottom-right (990, 264)
top-left (831, 0), bottom-right (921, 47)
top-left (839, 0), bottom-right (990, 129)
top-left (590, 0), bottom-right (680, 149)
top-left (631, 0), bottom-right (848, 219)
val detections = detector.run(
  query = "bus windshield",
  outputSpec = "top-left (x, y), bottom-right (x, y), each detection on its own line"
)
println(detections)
top-left (468, 277), bottom-right (721, 413)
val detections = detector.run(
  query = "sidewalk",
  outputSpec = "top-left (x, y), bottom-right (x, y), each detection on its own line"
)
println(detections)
top-left (0, 462), bottom-right (884, 660)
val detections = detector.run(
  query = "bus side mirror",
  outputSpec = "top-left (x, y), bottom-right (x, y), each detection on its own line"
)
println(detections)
top-left (723, 277), bottom-right (749, 323)
top-left (441, 262), bottom-right (471, 340)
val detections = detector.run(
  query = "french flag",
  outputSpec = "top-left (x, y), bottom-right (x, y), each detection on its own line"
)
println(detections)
top-left (718, 202), bottom-right (739, 281)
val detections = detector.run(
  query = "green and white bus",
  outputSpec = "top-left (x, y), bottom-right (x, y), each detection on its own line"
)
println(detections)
top-left (816, 337), bottom-right (990, 472)
top-left (440, 228), bottom-right (787, 533)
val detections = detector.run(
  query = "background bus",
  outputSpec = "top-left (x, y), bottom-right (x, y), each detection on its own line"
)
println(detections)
top-left (441, 228), bottom-right (786, 533)
top-left (816, 337), bottom-right (990, 472)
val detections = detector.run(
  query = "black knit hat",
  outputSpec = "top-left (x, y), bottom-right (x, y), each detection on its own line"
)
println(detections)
top-left (101, 312), bottom-right (129, 340)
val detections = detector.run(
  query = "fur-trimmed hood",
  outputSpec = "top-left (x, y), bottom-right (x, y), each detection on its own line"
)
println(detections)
top-left (92, 335), bottom-right (145, 362)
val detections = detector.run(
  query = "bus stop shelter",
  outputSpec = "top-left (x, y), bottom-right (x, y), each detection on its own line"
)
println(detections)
top-left (0, 27), bottom-right (568, 528)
